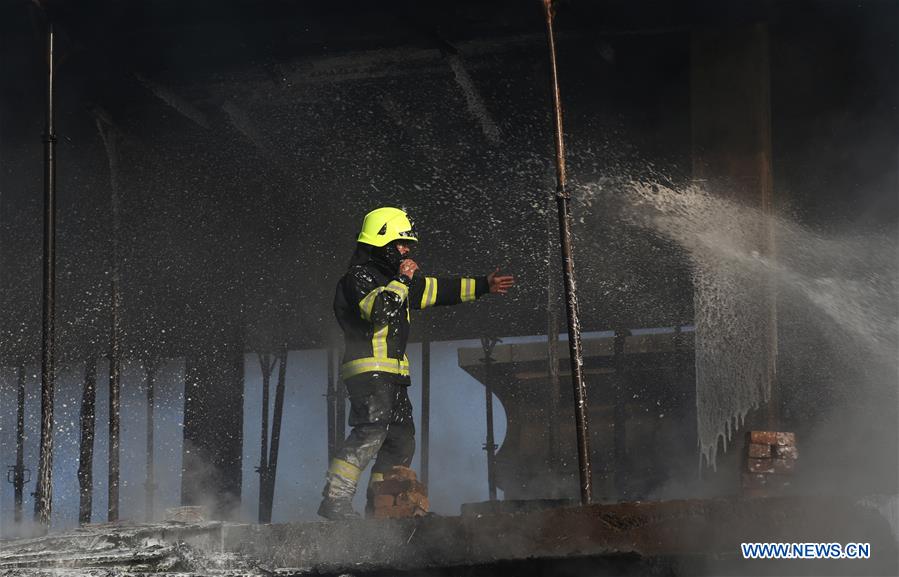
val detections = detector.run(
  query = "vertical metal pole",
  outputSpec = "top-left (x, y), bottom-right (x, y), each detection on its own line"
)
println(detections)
top-left (34, 19), bottom-right (57, 529)
top-left (257, 352), bottom-right (271, 522)
top-left (481, 337), bottom-right (498, 502)
top-left (541, 0), bottom-right (593, 505)
top-left (144, 360), bottom-right (157, 522)
top-left (261, 345), bottom-right (287, 523)
top-left (14, 365), bottom-right (26, 523)
top-left (99, 115), bottom-right (123, 524)
top-left (420, 341), bottom-right (431, 488)
top-left (77, 358), bottom-right (97, 525)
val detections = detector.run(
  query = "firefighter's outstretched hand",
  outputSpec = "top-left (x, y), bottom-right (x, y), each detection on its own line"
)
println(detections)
top-left (487, 268), bottom-right (515, 295)
top-left (399, 259), bottom-right (419, 279)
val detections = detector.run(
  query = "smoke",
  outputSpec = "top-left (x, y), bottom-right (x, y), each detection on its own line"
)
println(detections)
top-left (579, 180), bottom-right (898, 476)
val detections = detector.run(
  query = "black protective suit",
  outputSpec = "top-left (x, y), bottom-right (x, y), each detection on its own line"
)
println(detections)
top-left (323, 244), bottom-right (488, 501)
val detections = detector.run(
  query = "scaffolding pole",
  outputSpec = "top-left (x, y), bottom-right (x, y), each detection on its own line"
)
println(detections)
top-left (34, 18), bottom-right (57, 529)
top-left (481, 337), bottom-right (500, 501)
top-left (541, 0), bottom-right (593, 505)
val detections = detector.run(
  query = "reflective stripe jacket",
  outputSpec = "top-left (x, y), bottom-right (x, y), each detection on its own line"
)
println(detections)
top-left (334, 261), bottom-right (488, 386)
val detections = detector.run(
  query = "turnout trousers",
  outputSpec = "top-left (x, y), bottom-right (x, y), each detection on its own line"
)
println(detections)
top-left (323, 377), bottom-right (415, 502)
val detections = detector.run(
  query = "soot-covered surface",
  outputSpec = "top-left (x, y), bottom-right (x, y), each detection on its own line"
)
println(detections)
top-left (1, 496), bottom-right (896, 576)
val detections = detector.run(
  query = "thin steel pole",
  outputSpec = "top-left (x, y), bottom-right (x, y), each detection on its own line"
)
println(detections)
top-left (261, 345), bottom-right (287, 523)
top-left (257, 352), bottom-right (272, 522)
top-left (420, 341), bottom-right (431, 488)
top-left (14, 365), bottom-right (26, 524)
top-left (541, 0), bottom-right (593, 505)
top-left (144, 360), bottom-right (157, 522)
top-left (34, 19), bottom-right (57, 529)
top-left (481, 337), bottom-right (498, 502)
top-left (77, 358), bottom-right (97, 525)
top-left (96, 111), bottom-right (123, 523)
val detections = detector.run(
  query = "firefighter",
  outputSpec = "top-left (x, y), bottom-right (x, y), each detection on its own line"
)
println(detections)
top-left (319, 207), bottom-right (515, 520)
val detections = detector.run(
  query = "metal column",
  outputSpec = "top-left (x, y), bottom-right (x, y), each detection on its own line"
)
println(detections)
top-left (481, 337), bottom-right (500, 501)
top-left (77, 358), bottom-right (97, 525)
top-left (540, 0), bottom-right (593, 505)
top-left (12, 365), bottom-right (28, 523)
top-left (34, 18), bottom-right (57, 529)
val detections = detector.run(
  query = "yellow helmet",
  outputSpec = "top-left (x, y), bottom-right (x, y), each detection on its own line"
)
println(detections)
top-left (357, 207), bottom-right (418, 247)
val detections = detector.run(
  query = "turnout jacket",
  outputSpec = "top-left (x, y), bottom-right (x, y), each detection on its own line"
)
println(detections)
top-left (334, 260), bottom-right (488, 386)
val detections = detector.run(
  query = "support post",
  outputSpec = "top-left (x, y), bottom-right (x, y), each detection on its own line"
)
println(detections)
top-left (13, 365), bottom-right (28, 524)
top-left (481, 336), bottom-right (500, 501)
top-left (257, 352), bottom-right (274, 522)
top-left (94, 109), bottom-right (123, 523)
top-left (77, 358), bottom-right (97, 525)
top-left (34, 18), bottom-right (57, 529)
top-left (540, 0), bottom-right (593, 505)
top-left (420, 341), bottom-right (431, 488)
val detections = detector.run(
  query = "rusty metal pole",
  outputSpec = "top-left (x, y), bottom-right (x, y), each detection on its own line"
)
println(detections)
top-left (34, 18), bottom-right (57, 529)
top-left (481, 337), bottom-right (499, 501)
top-left (541, 0), bottom-right (593, 505)
top-left (14, 365), bottom-right (27, 524)
top-left (420, 341), bottom-right (431, 488)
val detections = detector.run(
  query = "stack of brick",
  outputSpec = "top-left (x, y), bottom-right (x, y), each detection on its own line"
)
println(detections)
top-left (369, 466), bottom-right (429, 519)
top-left (742, 431), bottom-right (798, 497)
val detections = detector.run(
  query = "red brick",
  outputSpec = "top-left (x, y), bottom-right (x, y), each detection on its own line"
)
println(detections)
top-left (747, 458), bottom-right (775, 474)
top-left (749, 431), bottom-right (778, 445)
top-left (371, 478), bottom-right (427, 496)
top-left (775, 432), bottom-right (796, 447)
top-left (774, 445), bottom-right (798, 460)
top-left (747, 443), bottom-right (772, 458)
top-left (397, 491), bottom-right (429, 512)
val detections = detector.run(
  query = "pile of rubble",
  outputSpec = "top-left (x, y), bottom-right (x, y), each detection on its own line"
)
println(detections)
top-left (369, 466), bottom-right (429, 519)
